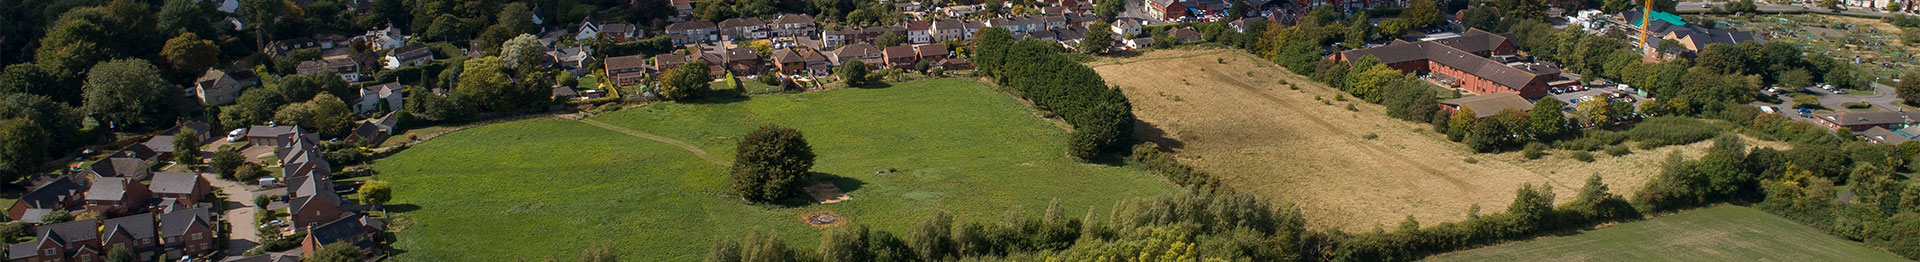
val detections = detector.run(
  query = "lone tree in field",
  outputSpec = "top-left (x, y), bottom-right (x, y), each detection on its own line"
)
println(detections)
top-left (730, 125), bottom-right (816, 202)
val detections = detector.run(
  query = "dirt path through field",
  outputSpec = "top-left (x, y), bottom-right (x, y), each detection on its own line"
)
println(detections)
top-left (577, 118), bottom-right (730, 166)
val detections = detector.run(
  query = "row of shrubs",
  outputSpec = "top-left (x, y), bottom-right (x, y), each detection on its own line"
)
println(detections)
top-left (973, 28), bottom-right (1137, 159)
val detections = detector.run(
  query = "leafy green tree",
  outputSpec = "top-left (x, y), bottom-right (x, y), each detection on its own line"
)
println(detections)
top-left (160, 33), bottom-right (222, 81)
top-left (661, 60), bottom-right (714, 101)
top-left (837, 60), bottom-right (872, 87)
top-left (908, 210), bottom-right (955, 261)
top-left (158, 0), bottom-right (219, 38)
top-left (41, 210), bottom-right (72, 224)
top-left (1403, 0), bottom-right (1442, 29)
top-left (1900, 73), bottom-right (1920, 106)
top-left (500, 34), bottom-right (547, 74)
top-left (819, 226), bottom-right (874, 261)
top-left (106, 247), bottom-right (132, 262)
top-left (497, 3), bottom-right (536, 35)
top-left (1095, 0), bottom-right (1125, 18)
top-left (234, 162), bottom-right (266, 182)
top-left (1460, 6), bottom-right (1501, 31)
top-left (276, 72), bottom-right (353, 104)
top-left (876, 31), bottom-right (907, 47)
top-left (0, 64), bottom-right (71, 104)
top-left (457, 57), bottom-right (544, 111)
top-left (0, 119), bottom-right (48, 179)
top-left (310, 242), bottom-right (366, 262)
top-left (729, 125), bottom-right (815, 202)
top-left (221, 89), bottom-right (285, 129)
top-left (173, 128), bottom-right (203, 166)
top-left (83, 59), bottom-right (179, 129)
top-left (38, 2), bottom-right (159, 83)
top-left (1081, 21), bottom-right (1113, 54)
top-left (211, 148), bottom-right (246, 178)
top-left (271, 93), bottom-right (353, 138)
top-left (359, 180), bottom-right (391, 206)
top-left (1527, 98), bottom-right (1567, 140)
top-left (973, 28), bottom-right (1014, 77)
top-left (0, 222), bottom-right (27, 244)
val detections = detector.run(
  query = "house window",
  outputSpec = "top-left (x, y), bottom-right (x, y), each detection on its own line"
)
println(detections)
top-left (43, 248), bottom-right (54, 255)
top-left (193, 233), bottom-right (204, 240)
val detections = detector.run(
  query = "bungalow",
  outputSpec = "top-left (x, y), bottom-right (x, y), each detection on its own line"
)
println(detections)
top-left (101, 213), bottom-right (159, 261)
top-left (1439, 93), bottom-right (1535, 118)
top-left (347, 111), bottom-right (400, 145)
top-left (605, 55), bottom-right (649, 86)
top-left (667, 20), bottom-right (718, 45)
top-left (650, 54), bottom-right (689, 73)
top-left (149, 173), bottom-right (211, 207)
top-left (833, 43), bottom-right (885, 66)
top-left (547, 46), bottom-right (594, 71)
top-left (193, 69), bottom-right (258, 106)
top-left (882, 45), bottom-right (919, 69)
top-left (1861, 126), bottom-right (1912, 144)
top-left (1169, 27), bottom-right (1204, 43)
top-left (6, 178), bottom-right (85, 223)
top-left (382, 44), bottom-right (434, 69)
top-left (301, 214), bottom-right (385, 260)
top-left (85, 177), bottom-right (152, 214)
top-left (296, 57), bottom-right (364, 82)
top-left (84, 158), bottom-right (152, 181)
top-left (243, 125), bottom-right (298, 148)
top-left (10, 220), bottom-right (104, 262)
top-left (1111, 18), bottom-right (1145, 38)
top-left (160, 208), bottom-right (216, 259)
top-left (771, 14), bottom-right (816, 37)
top-left (353, 82), bottom-right (403, 115)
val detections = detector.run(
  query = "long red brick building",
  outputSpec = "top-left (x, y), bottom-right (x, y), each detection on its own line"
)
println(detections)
top-left (1328, 29), bottom-right (1570, 99)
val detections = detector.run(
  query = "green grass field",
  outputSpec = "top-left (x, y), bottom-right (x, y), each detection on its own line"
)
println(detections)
top-left (375, 78), bottom-right (1177, 261)
top-left (1429, 205), bottom-right (1908, 262)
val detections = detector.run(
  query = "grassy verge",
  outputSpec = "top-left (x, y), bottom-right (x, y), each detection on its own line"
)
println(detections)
top-left (1429, 205), bottom-right (1908, 261)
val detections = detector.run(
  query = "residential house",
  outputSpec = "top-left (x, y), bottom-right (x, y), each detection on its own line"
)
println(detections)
top-left (906, 21), bottom-right (933, 44)
top-left (148, 173), bottom-right (211, 207)
top-left (964, 21), bottom-right (986, 39)
top-left (353, 82), bottom-right (403, 115)
top-left (547, 46), bottom-right (594, 71)
top-left (85, 177), bottom-right (151, 214)
top-left (361, 23), bottom-right (409, 51)
top-left (932, 19), bottom-right (967, 42)
top-left (10, 220), bottom-right (104, 262)
top-left (942, 5), bottom-right (981, 17)
top-left (1439, 93), bottom-right (1535, 118)
top-left (1816, 111), bottom-right (1916, 132)
top-left (1112, 18), bottom-right (1145, 38)
top-left (673, 0), bottom-right (695, 18)
top-left (243, 125), bottom-right (298, 148)
top-left (650, 54), bottom-right (689, 73)
top-left (1125, 37), bottom-right (1156, 50)
top-left (287, 174), bottom-right (344, 229)
top-left (601, 23), bottom-right (641, 42)
top-left (1169, 27), bottom-right (1203, 43)
top-left (822, 28), bottom-right (859, 48)
top-left (346, 111), bottom-right (399, 145)
top-left (772, 48), bottom-right (831, 75)
top-left (718, 17), bottom-right (769, 40)
top-left (771, 14), bottom-right (816, 37)
top-left (915, 44), bottom-right (949, 63)
top-left (700, 47), bottom-right (765, 76)
top-left (300, 214), bottom-right (385, 260)
top-left (193, 69), bottom-right (258, 106)
top-left (882, 45), bottom-right (919, 69)
top-left (575, 17), bottom-right (608, 41)
top-left (160, 208), bottom-right (216, 259)
top-left (6, 178), bottom-right (85, 223)
top-left (667, 20), bottom-right (719, 45)
top-left (101, 213), bottom-right (159, 261)
top-left (605, 55), bottom-right (649, 86)
top-left (1229, 17), bottom-right (1266, 33)
top-left (83, 158), bottom-right (152, 181)
top-left (296, 56), bottom-right (364, 82)
top-left (1861, 126), bottom-right (1912, 144)
top-left (382, 44), bottom-right (434, 69)
top-left (263, 37), bottom-right (321, 57)
top-left (833, 43), bottom-right (885, 66)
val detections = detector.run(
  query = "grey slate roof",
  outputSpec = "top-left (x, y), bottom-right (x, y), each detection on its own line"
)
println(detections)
top-left (86, 177), bottom-right (133, 202)
top-left (160, 208), bottom-right (213, 238)
top-left (1442, 93), bottom-right (1535, 118)
top-left (102, 212), bottom-right (158, 244)
top-left (86, 157), bottom-right (151, 179)
top-left (36, 220), bottom-right (100, 244)
top-left (15, 179), bottom-right (84, 211)
top-left (149, 172), bottom-right (203, 195)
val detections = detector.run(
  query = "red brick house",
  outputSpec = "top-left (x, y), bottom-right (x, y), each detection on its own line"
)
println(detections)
top-left (160, 208), bottom-right (215, 259)
top-left (289, 177), bottom-right (345, 230)
top-left (882, 45), bottom-right (918, 69)
top-left (9, 220), bottom-right (103, 262)
top-left (7, 178), bottom-right (84, 223)
top-left (301, 214), bottom-right (385, 260)
top-left (605, 55), bottom-right (649, 86)
top-left (1145, 0), bottom-right (1189, 20)
top-left (148, 173), bottom-right (210, 207)
top-left (101, 213), bottom-right (159, 261)
top-left (914, 44), bottom-right (949, 63)
top-left (86, 177), bottom-right (152, 214)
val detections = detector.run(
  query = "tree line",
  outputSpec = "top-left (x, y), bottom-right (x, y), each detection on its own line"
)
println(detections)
top-left (973, 27), bottom-right (1137, 160)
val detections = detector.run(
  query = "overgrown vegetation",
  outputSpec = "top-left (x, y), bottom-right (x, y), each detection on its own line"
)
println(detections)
top-left (975, 27), bottom-right (1137, 159)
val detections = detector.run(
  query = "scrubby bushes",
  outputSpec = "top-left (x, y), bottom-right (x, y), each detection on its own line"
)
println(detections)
top-left (1128, 143), bottom-right (1220, 190)
top-left (1626, 117), bottom-right (1721, 149)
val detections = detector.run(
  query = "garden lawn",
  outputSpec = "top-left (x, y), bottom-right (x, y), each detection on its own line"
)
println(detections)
top-left (377, 78), bottom-right (1177, 261)
top-left (1428, 205), bottom-right (1908, 261)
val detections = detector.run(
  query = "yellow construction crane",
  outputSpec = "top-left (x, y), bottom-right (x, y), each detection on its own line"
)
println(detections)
top-left (1641, 0), bottom-right (1652, 52)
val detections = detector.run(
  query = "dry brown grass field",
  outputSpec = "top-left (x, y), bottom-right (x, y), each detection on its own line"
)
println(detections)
top-left (1089, 48), bottom-right (1785, 230)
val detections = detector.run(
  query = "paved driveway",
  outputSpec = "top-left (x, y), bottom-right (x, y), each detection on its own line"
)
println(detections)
top-left (1805, 83), bottom-right (1901, 110)
top-left (205, 172), bottom-right (262, 256)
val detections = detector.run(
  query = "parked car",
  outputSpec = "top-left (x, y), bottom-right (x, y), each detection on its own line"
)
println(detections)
top-left (226, 128), bottom-right (247, 142)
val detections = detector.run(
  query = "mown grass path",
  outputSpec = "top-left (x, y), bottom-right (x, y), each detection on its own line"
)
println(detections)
top-left (576, 118), bottom-right (728, 166)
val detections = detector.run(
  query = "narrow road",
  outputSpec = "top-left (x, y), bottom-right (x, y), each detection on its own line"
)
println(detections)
top-left (205, 172), bottom-right (260, 256)
top-left (575, 118), bottom-right (730, 166)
